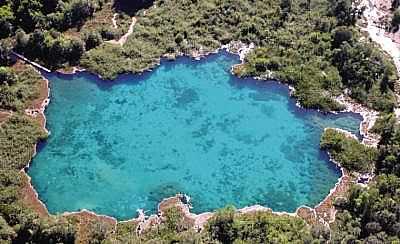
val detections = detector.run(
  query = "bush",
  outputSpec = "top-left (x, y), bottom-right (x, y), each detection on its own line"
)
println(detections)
top-left (83, 30), bottom-right (103, 50)
top-left (0, 4), bottom-right (14, 38)
top-left (0, 39), bottom-right (13, 66)
top-left (0, 65), bottom-right (42, 111)
top-left (16, 30), bottom-right (86, 69)
top-left (332, 175), bottom-right (400, 242)
top-left (206, 207), bottom-right (315, 243)
top-left (393, 9), bottom-right (400, 26)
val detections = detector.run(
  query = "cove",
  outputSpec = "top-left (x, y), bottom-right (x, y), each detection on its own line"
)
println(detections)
top-left (28, 52), bottom-right (362, 220)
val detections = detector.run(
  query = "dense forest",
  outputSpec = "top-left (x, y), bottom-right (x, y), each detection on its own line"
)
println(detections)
top-left (0, 0), bottom-right (399, 243)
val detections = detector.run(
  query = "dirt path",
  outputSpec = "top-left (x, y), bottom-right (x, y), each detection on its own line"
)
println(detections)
top-left (112, 13), bottom-right (118, 29)
top-left (107, 17), bottom-right (137, 46)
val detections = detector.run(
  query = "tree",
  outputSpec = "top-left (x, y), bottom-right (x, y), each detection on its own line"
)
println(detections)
top-left (206, 207), bottom-right (236, 243)
top-left (0, 4), bottom-right (15, 38)
top-left (0, 40), bottom-right (13, 66)
top-left (0, 67), bottom-right (16, 85)
top-left (26, 29), bottom-right (45, 59)
top-left (392, 9), bottom-right (400, 28)
top-left (0, 216), bottom-right (16, 242)
top-left (64, 0), bottom-right (96, 28)
top-left (392, 0), bottom-right (400, 10)
top-left (174, 33), bottom-right (184, 45)
top-left (280, 0), bottom-right (292, 21)
top-left (332, 26), bottom-right (353, 48)
top-left (320, 129), bottom-right (378, 172)
top-left (11, 0), bottom-right (43, 32)
top-left (83, 30), bottom-right (102, 50)
top-left (68, 37), bottom-right (85, 64)
top-left (41, 0), bottom-right (60, 14)
top-left (328, 0), bottom-right (360, 26)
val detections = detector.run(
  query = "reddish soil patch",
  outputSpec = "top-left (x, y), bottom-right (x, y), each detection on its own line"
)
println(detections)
top-left (11, 60), bottom-right (27, 71)
top-left (296, 207), bottom-right (319, 225)
top-left (26, 76), bottom-right (48, 128)
top-left (296, 170), bottom-right (353, 228)
top-left (29, 78), bottom-right (48, 110)
top-left (67, 211), bottom-right (117, 244)
top-left (158, 197), bottom-right (181, 211)
top-left (13, 63), bottom-right (50, 217)
top-left (56, 67), bottom-right (75, 74)
top-left (0, 111), bottom-right (11, 124)
top-left (314, 169), bottom-right (352, 223)
top-left (19, 172), bottom-right (49, 218)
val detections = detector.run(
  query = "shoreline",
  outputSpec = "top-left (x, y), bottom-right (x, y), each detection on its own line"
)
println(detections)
top-left (334, 94), bottom-right (380, 147)
top-left (18, 41), bottom-right (380, 233)
top-left (20, 73), bottom-right (51, 218)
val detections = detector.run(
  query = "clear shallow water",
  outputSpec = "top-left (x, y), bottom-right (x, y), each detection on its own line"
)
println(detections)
top-left (28, 52), bottom-right (362, 220)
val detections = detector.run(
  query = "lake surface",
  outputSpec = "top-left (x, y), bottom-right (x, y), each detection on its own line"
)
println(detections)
top-left (28, 52), bottom-right (362, 220)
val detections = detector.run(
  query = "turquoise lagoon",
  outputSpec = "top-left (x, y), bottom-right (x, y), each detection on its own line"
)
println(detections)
top-left (28, 52), bottom-right (362, 220)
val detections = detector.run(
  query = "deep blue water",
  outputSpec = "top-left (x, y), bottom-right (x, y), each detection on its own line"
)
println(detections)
top-left (28, 52), bottom-right (362, 220)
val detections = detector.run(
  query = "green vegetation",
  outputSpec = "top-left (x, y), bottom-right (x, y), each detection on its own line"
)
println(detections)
top-left (320, 128), bottom-right (378, 172)
top-left (240, 12), bottom-right (396, 111)
top-left (81, 0), bottom-right (398, 112)
top-left (2, 0), bottom-right (397, 111)
top-left (332, 174), bottom-right (400, 243)
top-left (15, 29), bottom-right (85, 69)
top-left (0, 0), bottom-right (104, 34)
top-left (332, 41), bottom-right (397, 111)
top-left (0, 65), bottom-right (42, 111)
top-left (0, 114), bottom-right (76, 244)
top-left (0, 115), bottom-right (47, 169)
top-left (330, 115), bottom-right (400, 242)
top-left (205, 207), bottom-right (322, 243)
top-left (1, 0), bottom-right (132, 70)
top-left (392, 9), bottom-right (400, 27)
top-left (103, 206), bottom-right (325, 243)
top-left (0, 59), bottom-right (75, 243)
top-left (0, 40), bottom-right (13, 66)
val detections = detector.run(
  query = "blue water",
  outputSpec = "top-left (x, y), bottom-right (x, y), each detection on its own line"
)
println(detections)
top-left (28, 52), bottom-right (362, 220)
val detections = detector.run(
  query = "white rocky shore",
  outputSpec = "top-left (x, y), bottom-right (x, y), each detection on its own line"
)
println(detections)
top-left (334, 94), bottom-right (380, 147)
top-left (358, 0), bottom-right (400, 119)
top-left (359, 0), bottom-right (400, 73)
